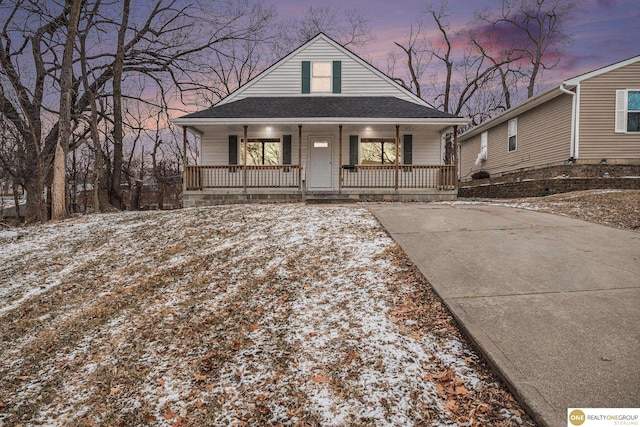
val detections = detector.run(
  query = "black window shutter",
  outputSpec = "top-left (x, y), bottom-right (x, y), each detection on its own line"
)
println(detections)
top-left (349, 135), bottom-right (359, 165)
top-left (302, 61), bottom-right (310, 94)
top-left (332, 61), bottom-right (341, 93)
top-left (228, 135), bottom-right (238, 165)
top-left (282, 134), bottom-right (292, 164)
top-left (403, 134), bottom-right (413, 165)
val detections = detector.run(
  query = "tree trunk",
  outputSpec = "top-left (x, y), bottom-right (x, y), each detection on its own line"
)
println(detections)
top-left (12, 181), bottom-right (21, 222)
top-left (51, 142), bottom-right (66, 219)
top-left (24, 175), bottom-right (41, 223)
top-left (157, 180), bottom-right (164, 210)
top-left (110, 0), bottom-right (130, 209)
top-left (51, 0), bottom-right (82, 220)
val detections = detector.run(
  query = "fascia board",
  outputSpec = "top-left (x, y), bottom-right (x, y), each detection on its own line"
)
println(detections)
top-left (171, 117), bottom-right (469, 126)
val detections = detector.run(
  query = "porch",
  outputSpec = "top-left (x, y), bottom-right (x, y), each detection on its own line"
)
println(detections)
top-left (177, 119), bottom-right (463, 207)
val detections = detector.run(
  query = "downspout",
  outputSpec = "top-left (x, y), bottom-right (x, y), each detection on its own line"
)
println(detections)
top-left (559, 83), bottom-right (577, 160)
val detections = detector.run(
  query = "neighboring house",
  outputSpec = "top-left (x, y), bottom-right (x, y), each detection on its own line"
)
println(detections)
top-left (459, 55), bottom-right (640, 181)
top-left (172, 33), bottom-right (467, 205)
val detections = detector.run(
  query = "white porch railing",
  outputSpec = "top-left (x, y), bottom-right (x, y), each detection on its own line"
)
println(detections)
top-left (185, 164), bottom-right (457, 190)
top-left (185, 165), bottom-right (301, 190)
top-left (341, 164), bottom-right (456, 189)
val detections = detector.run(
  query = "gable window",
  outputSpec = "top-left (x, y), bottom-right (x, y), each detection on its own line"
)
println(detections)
top-left (508, 118), bottom-right (517, 152)
top-left (312, 62), bottom-right (332, 92)
top-left (360, 138), bottom-right (397, 164)
top-left (241, 138), bottom-right (281, 165)
top-left (302, 61), bottom-right (341, 94)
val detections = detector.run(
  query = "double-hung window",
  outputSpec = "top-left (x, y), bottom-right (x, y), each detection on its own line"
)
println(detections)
top-left (311, 62), bottom-right (332, 93)
top-left (508, 118), bottom-right (517, 152)
top-left (617, 90), bottom-right (640, 133)
top-left (302, 61), bottom-right (341, 94)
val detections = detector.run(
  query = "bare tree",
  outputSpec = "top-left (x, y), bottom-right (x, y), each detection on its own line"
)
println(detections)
top-left (478, 0), bottom-right (579, 98)
top-left (0, 0), bottom-right (277, 223)
top-left (390, 4), bottom-right (510, 119)
top-left (388, 21), bottom-right (429, 99)
top-left (272, 6), bottom-right (373, 58)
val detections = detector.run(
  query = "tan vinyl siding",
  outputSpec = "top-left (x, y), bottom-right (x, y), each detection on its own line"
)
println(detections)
top-left (578, 61), bottom-right (640, 160)
top-left (228, 38), bottom-right (418, 103)
top-left (460, 93), bottom-right (573, 180)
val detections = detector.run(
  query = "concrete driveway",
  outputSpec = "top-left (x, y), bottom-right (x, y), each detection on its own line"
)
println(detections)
top-left (369, 203), bottom-right (640, 427)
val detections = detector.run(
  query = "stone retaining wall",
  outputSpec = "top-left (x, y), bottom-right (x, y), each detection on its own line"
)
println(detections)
top-left (459, 177), bottom-right (640, 198)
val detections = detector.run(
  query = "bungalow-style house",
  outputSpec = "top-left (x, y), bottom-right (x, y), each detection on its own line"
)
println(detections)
top-left (172, 33), bottom-right (467, 205)
top-left (459, 55), bottom-right (640, 181)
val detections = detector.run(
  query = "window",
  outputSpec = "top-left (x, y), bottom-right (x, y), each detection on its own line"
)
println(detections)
top-left (241, 138), bottom-right (281, 165)
top-left (508, 118), bottom-right (517, 152)
top-left (627, 91), bottom-right (640, 132)
top-left (312, 62), bottom-right (331, 92)
top-left (302, 61), bottom-right (341, 94)
top-left (360, 138), bottom-right (398, 165)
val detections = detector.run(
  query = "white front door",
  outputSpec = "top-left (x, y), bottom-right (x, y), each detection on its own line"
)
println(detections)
top-left (308, 137), bottom-right (332, 189)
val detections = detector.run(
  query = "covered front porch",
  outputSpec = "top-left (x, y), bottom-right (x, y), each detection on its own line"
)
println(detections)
top-left (180, 121), bottom-right (460, 205)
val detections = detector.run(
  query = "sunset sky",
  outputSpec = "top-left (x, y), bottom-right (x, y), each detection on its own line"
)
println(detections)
top-left (276, 0), bottom-right (638, 90)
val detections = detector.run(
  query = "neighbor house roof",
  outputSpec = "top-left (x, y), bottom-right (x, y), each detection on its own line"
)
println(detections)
top-left (459, 54), bottom-right (640, 142)
top-left (173, 96), bottom-right (468, 126)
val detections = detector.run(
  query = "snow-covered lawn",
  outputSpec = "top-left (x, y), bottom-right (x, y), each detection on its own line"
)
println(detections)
top-left (0, 205), bottom-right (532, 426)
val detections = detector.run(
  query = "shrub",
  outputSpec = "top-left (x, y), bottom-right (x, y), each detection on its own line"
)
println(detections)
top-left (472, 170), bottom-right (490, 180)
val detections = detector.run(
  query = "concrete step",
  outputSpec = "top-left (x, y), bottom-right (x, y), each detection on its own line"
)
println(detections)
top-left (304, 193), bottom-right (357, 204)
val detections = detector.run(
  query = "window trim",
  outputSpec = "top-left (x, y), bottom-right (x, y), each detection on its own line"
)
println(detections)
top-left (507, 118), bottom-right (517, 152)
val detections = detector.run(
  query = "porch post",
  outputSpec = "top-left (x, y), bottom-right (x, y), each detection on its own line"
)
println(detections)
top-left (298, 125), bottom-right (303, 190)
top-left (338, 125), bottom-right (343, 192)
top-left (182, 126), bottom-right (187, 192)
top-left (243, 125), bottom-right (248, 190)
top-left (453, 125), bottom-right (458, 189)
top-left (395, 125), bottom-right (399, 190)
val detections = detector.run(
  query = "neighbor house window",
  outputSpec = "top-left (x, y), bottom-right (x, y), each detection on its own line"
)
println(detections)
top-left (627, 91), bottom-right (640, 132)
top-left (508, 118), bottom-right (517, 152)
top-left (615, 90), bottom-right (640, 133)
top-left (241, 138), bottom-right (281, 165)
top-left (360, 138), bottom-right (398, 164)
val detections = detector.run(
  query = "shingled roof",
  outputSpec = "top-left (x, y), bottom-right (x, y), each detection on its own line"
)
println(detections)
top-left (180, 96), bottom-right (460, 120)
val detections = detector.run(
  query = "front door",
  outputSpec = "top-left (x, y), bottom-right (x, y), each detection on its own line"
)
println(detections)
top-left (308, 137), bottom-right (332, 189)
